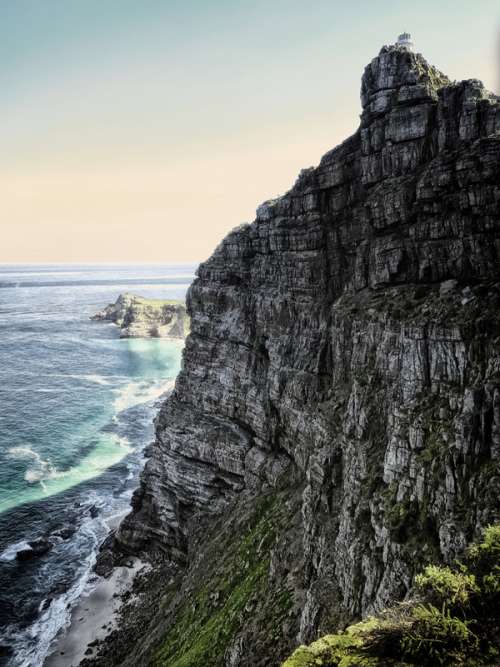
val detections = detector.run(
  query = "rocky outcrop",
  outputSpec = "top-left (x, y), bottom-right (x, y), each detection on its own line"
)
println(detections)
top-left (91, 293), bottom-right (189, 339)
top-left (16, 539), bottom-right (53, 562)
top-left (113, 45), bottom-right (500, 664)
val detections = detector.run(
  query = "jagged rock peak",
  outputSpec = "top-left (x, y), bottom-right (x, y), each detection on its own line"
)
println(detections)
top-left (361, 45), bottom-right (450, 118)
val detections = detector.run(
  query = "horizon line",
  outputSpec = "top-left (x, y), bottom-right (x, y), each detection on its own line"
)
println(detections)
top-left (0, 260), bottom-right (202, 266)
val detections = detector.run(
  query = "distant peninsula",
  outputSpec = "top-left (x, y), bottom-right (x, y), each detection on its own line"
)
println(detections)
top-left (91, 293), bottom-right (189, 339)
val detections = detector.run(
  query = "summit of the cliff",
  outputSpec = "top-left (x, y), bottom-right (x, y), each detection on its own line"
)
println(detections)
top-left (361, 45), bottom-right (451, 120)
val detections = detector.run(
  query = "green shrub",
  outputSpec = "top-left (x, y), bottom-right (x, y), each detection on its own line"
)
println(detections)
top-left (401, 604), bottom-right (478, 666)
top-left (467, 525), bottom-right (500, 578)
top-left (467, 524), bottom-right (500, 610)
top-left (282, 525), bottom-right (500, 666)
top-left (281, 633), bottom-right (377, 667)
top-left (415, 565), bottom-right (478, 608)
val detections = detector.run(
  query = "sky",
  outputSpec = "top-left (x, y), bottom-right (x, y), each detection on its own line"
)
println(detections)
top-left (2, 0), bottom-right (499, 264)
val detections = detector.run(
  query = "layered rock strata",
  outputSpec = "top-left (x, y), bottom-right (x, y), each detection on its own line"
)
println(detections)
top-left (115, 45), bottom-right (500, 662)
top-left (91, 293), bottom-right (189, 339)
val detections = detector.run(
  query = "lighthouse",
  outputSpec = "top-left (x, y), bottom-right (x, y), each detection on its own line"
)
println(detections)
top-left (397, 32), bottom-right (414, 51)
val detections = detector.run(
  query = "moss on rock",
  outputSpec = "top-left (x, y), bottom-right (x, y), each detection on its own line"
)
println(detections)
top-left (154, 492), bottom-right (296, 667)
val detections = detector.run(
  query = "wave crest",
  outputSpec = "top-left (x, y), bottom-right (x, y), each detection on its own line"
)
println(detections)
top-left (7, 446), bottom-right (59, 487)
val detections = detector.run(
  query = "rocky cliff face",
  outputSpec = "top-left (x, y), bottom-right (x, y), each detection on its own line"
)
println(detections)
top-left (115, 45), bottom-right (500, 664)
top-left (92, 293), bottom-right (189, 339)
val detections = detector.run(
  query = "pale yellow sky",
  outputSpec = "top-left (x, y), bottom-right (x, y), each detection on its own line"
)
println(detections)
top-left (2, 1), bottom-right (498, 263)
top-left (2, 117), bottom-right (353, 263)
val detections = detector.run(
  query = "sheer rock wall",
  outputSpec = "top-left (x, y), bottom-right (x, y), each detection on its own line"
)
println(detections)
top-left (116, 45), bottom-right (500, 648)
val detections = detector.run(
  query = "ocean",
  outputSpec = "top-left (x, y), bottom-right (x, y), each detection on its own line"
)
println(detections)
top-left (0, 264), bottom-right (195, 667)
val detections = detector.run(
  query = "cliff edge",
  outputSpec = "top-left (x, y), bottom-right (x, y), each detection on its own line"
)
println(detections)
top-left (98, 44), bottom-right (500, 666)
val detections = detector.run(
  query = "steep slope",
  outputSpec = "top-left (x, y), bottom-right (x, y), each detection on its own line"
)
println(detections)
top-left (110, 44), bottom-right (500, 664)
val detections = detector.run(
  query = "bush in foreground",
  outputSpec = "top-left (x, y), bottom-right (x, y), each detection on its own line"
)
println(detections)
top-left (282, 525), bottom-right (500, 666)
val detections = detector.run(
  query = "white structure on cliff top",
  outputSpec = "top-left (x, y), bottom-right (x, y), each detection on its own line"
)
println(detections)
top-left (397, 32), bottom-right (414, 50)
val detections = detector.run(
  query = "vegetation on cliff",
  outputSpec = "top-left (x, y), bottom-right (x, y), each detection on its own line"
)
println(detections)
top-left (283, 525), bottom-right (500, 666)
top-left (83, 488), bottom-right (303, 666)
top-left (153, 492), bottom-right (296, 667)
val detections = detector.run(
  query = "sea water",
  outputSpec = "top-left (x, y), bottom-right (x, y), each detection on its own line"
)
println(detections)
top-left (0, 264), bottom-right (195, 666)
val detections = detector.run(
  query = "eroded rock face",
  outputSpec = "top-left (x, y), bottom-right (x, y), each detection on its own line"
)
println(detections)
top-left (117, 44), bottom-right (500, 651)
top-left (91, 293), bottom-right (189, 339)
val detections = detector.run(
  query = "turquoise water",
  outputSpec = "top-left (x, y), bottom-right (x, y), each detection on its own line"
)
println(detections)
top-left (0, 337), bottom-right (183, 515)
top-left (0, 264), bottom-right (194, 666)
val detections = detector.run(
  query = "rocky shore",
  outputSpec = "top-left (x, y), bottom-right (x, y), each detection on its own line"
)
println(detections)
top-left (85, 43), bottom-right (500, 666)
top-left (45, 559), bottom-right (146, 667)
top-left (91, 293), bottom-right (189, 339)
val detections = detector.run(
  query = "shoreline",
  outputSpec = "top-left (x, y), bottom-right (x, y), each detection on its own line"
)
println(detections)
top-left (43, 557), bottom-right (147, 667)
top-left (42, 511), bottom-right (138, 667)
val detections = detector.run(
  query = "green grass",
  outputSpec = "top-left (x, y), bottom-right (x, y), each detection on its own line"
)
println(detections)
top-left (128, 295), bottom-right (185, 307)
top-left (154, 493), bottom-right (293, 667)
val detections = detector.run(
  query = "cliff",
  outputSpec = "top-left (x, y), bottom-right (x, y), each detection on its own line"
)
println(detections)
top-left (91, 293), bottom-right (189, 339)
top-left (97, 45), bottom-right (500, 666)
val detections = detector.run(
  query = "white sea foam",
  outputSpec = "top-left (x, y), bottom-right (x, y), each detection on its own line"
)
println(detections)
top-left (0, 540), bottom-right (32, 562)
top-left (68, 374), bottom-right (112, 386)
top-left (13, 520), bottom-right (101, 667)
top-left (50, 373), bottom-right (115, 386)
top-left (8, 446), bottom-right (60, 486)
top-left (24, 469), bottom-right (46, 483)
top-left (7, 445), bottom-right (41, 460)
top-left (0, 264), bottom-right (188, 663)
top-left (9, 376), bottom-right (115, 392)
top-left (113, 378), bottom-right (175, 413)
